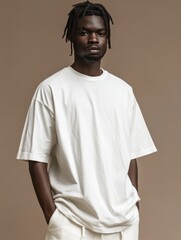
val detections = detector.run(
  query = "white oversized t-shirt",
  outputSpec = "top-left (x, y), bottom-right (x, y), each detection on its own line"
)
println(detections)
top-left (17, 66), bottom-right (157, 233)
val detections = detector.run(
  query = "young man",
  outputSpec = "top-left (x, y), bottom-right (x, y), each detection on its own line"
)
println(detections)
top-left (17, 1), bottom-right (156, 240)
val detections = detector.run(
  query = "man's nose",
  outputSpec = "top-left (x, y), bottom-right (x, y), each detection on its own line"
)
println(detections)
top-left (88, 32), bottom-right (99, 43)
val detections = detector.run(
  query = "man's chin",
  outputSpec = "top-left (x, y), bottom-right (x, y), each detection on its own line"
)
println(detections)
top-left (83, 54), bottom-right (103, 63)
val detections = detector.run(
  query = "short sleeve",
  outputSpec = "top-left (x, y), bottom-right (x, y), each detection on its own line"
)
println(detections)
top-left (130, 93), bottom-right (157, 160)
top-left (16, 85), bottom-right (56, 163)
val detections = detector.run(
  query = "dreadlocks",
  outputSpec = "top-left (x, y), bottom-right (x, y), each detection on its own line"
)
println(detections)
top-left (62, 1), bottom-right (114, 55)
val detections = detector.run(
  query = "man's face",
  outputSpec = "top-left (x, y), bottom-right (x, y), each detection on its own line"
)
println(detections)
top-left (73, 15), bottom-right (108, 63)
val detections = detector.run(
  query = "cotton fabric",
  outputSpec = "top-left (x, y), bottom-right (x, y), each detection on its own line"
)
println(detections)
top-left (45, 208), bottom-right (139, 240)
top-left (17, 66), bottom-right (156, 233)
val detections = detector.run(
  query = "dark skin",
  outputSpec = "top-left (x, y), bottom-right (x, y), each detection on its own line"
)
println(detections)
top-left (128, 159), bottom-right (139, 210)
top-left (29, 15), bottom-right (139, 224)
top-left (29, 161), bottom-right (56, 224)
top-left (71, 15), bottom-right (107, 76)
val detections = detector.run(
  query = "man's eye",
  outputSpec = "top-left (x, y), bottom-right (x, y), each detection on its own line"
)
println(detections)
top-left (80, 31), bottom-right (88, 36)
top-left (98, 32), bottom-right (106, 36)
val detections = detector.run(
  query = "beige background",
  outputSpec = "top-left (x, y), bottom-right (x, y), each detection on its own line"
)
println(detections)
top-left (1, 0), bottom-right (181, 239)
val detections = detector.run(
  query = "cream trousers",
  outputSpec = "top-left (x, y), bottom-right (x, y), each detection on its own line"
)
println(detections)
top-left (45, 209), bottom-right (139, 240)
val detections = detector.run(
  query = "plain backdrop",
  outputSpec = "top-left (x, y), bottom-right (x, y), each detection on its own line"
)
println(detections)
top-left (1, 0), bottom-right (181, 239)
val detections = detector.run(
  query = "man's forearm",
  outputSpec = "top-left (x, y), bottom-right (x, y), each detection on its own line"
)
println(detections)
top-left (128, 159), bottom-right (139, 209)
top-left (28, 161), bottom-right (56, 223)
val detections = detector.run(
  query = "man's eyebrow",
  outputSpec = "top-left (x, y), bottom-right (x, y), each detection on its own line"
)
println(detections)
top-left (78, 27), bottom-right (106, 31)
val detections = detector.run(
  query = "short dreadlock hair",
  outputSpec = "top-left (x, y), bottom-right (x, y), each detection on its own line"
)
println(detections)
top-left (62, 1), bottom-right (114, 55)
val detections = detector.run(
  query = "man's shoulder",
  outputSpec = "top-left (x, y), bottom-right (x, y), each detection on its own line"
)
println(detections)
top-left (32, 67), bottom-right (68, 100)
top-left (39, 67), bottom-right (68, 88)
top-left (106, 70), bottom-right (132, 91)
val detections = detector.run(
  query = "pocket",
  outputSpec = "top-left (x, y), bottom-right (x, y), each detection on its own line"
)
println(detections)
top-left (48, 208), bottom-right (59, 227)
top-left (47, 209), bottom-right (68, 231)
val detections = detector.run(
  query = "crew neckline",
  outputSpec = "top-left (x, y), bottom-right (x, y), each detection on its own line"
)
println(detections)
top-left (66, 66), bottom-right (107, 82)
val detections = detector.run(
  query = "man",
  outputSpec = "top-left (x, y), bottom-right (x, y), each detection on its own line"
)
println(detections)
top-left (17, 1), bottom-right (157, 240)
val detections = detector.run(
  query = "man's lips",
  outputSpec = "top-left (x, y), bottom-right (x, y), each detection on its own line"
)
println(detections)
top-left (87, 45), bottom-right (100, 50)
top-left (87, 45), bottom-right (100, 53)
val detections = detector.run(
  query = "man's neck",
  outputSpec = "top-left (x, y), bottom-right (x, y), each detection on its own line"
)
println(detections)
top-left (71, 59), bottom-right (102, 77)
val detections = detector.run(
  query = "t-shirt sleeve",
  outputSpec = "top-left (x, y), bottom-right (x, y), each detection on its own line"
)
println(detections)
top-left (16, 85), bottom-right (56, 163)
top-left (130, 92), bottom-right (157, 160)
